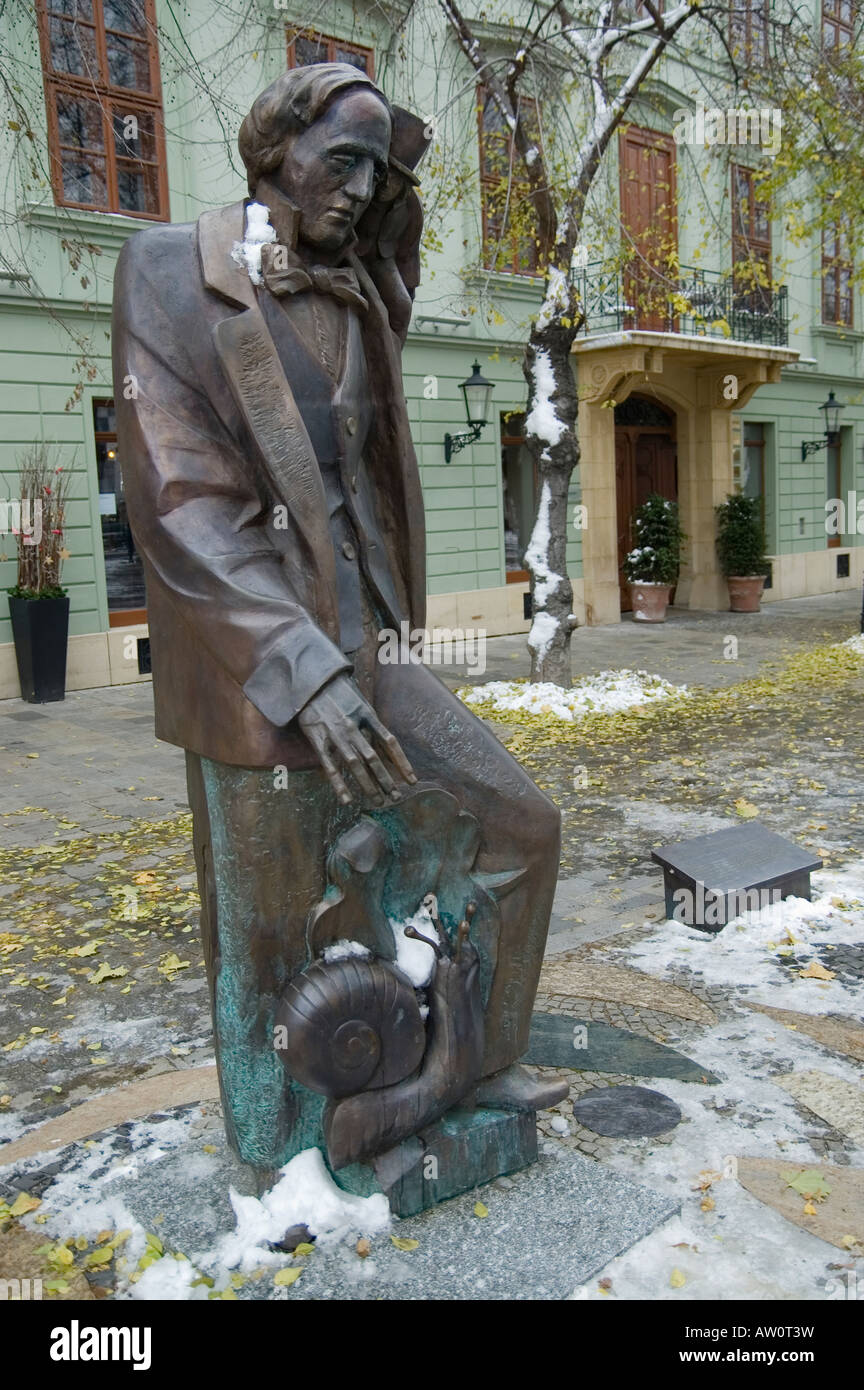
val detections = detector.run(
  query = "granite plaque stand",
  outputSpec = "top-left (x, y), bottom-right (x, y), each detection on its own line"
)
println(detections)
top-left (652, 823), bottom-right (822, 932)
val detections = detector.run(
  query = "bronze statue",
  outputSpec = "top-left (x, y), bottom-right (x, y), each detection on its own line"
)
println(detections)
top-left (112, 64), bottom-right (564, 1197)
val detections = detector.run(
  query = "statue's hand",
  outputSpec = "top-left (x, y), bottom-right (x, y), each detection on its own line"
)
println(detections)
top-left (298, 674), bottom-right (416, 806)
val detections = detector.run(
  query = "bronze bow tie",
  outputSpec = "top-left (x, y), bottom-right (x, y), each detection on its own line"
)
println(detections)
top-left (260, 245), bottom-right (368, 312)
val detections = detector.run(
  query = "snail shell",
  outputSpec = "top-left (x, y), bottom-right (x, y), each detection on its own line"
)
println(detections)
top-left (276, 957), bottom-right (426, 1098)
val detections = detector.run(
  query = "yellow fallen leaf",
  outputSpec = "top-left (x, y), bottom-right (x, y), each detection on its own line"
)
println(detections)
top-left (803, 1201), bottom-right (817, 1216)
top-left (701, 1195), bottom-right (715, 1212)
top-left (274, 1266), bottom-right (302, 1286)
top-left (84, 1245), bottom-right (114, 1267)
top-left (70, 940), bottom-right (99, 958)
top-left (134, 872), bottom-right (156, 884)
top-left (356, 1237), bottom-right (371, 1258)
top-left (734, 798), bottom-right (759, 819)
top-left (798, 961), bottom-right (836, 981)
top-left (473, 1201), bottom-right (489, 1219)
top-left (840, 1234), bottom-right (859, 1250)
top-left (391, 1235), bottom-right (420, 1251)
top-left (670, 1267), bottom-right (686, 1288)
top-left (293, 1242), bottom-right (315, 1256)
top-left (90, 962), bottom-right (128, 984)
top-left (9, 1191), bottom-right (41, 1217)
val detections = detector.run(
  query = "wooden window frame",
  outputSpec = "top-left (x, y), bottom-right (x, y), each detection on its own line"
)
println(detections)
top-left (287, 30), bottom-right (375, 78)
top-left (822, 0), bottom-right (855, 48)
top-left (477, 87), bottom-right (540, 277)
top-left (731, 164), bottom-right (772, 308)
top-left (36, 0), bottom-right (168, 220)
top-left (822, 223), bottom-right (854, 326)
top-left (729, 1), bottom-right (769, 64)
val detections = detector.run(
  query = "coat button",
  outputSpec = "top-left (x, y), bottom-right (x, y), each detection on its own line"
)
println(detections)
top-left (341, 541), bottom-right (356, 561)
top-left (346, 416), bottom-right (358, 436)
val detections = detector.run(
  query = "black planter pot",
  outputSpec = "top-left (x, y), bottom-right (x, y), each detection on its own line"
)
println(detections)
top-left (8, 595), bottom-right (70, 703)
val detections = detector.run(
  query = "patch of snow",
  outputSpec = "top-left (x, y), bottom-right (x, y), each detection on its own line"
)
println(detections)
top-left (536, 267), bottom-right (570, 331)
top-left (460, 669), bottom-right (687, 722)
top-left (527, 610), bottom-right (560, 663)
top-left (231, 201), bottom-right (276, 286)
top-left (388, 899), bottom-right (440, 988)
top-left (323, 940), bottom-right (372, 964)
top-left (523, 481), bottom-right (561, 609)
top-left (525, 351), bottom-right (566, 458)
top-left (130, 1254), bottom-right (207, 1301)
top-left (622, 863), bottom-right (864, 1018)
top-left (842, 634), bottom-right (864, 655)
top-left (568, 987), bottom-right (864, 1301)
top-left (216, 1148), bottom-right (390, 1272)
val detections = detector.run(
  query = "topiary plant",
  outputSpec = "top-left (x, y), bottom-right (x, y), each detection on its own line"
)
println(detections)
top-left (715, 494), bottom-right (768, 577)
top-left (623, 494), bottom-right (684, 585)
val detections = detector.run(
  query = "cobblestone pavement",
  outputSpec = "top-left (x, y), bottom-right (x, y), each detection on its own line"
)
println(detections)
top-left (1, 592), bottom-right (863, 1298)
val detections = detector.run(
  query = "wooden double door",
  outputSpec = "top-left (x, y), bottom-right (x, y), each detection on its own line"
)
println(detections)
top-left (615, 398), bottom-right (678, 611)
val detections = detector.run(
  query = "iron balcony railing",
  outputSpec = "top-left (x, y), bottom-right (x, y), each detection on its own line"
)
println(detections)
top-left (572, 262), bottom-right (789, 346)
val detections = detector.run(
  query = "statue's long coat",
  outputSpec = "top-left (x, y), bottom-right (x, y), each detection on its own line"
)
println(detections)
top-left (112, 199), bottom-right (426, 768)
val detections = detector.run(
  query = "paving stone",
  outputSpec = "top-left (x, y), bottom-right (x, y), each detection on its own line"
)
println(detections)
top-left (735, 1156), bottom-right (864, 1253)
top-left (0, 1065), bottom-right (220, 1167)
top-left (772, 1071), bottom-right (864, 1150)
top-left (570, 1085), bottom-right (683, 1138)
top-left (0, 1224), bottom-right (94, 1300)
top-left (524, 1011), bottom-right (717, 1084)
top-left (537, 959), bottom-right (716, 1024)
top-left (746, 1004), bottom-right (864, 1064)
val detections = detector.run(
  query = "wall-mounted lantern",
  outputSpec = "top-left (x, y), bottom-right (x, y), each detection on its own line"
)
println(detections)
top-left (801, 391), bottom-right (845, 461)
top-left (444, 361), bottom-right (495, 461)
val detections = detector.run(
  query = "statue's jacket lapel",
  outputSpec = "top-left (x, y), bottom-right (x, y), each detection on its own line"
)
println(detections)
top-left (199, 202), bottom-right (340, 643)
top-left (197, 202), bottom-right (425, 642)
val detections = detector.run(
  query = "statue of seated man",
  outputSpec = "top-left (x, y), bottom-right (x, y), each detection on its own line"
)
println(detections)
top-left (113, 62), bottom-right (564, 1184)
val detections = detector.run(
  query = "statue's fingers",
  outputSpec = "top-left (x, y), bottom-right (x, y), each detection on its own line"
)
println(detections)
top-left (331, 730), bottom-right (384, 804)
top-left (351, 729), bottom-right (398, 800)
top-left (312, 738), bottom-right (353, 806)
top-left (364, 714), bottom-right (417, 784)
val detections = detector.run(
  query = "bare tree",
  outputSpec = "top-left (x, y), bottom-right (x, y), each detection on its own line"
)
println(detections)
top-left (434, 0), bottom-right (715, 683)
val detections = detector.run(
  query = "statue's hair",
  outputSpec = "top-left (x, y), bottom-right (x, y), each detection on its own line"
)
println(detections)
top-left (238, 64), bottom-right (392, 192)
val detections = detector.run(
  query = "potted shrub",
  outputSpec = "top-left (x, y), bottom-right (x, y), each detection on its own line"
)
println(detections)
top-left (715, 493), bottom-right (769, 613)
top-left (6, 448), bottom-right (71, 702)
top-left (623, 493), bottom-right (685, 623)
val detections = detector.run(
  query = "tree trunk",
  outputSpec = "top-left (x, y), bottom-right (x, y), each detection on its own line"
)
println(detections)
top-left (522, 313), bottom-right (581, 686)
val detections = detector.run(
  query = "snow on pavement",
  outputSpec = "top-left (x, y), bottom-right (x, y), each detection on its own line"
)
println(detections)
top-left (460, 669), bottom-right (687, 721)
top-left (568, 863), bottom-right (864, 1299)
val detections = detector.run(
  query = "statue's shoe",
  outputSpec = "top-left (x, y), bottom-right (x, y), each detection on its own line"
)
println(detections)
top-left (474, 1063), bottom-right (569, 1112)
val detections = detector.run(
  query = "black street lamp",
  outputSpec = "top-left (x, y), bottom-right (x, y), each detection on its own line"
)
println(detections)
top-left (801, 391), bottom-right (845, 460)
top-left (444, 361), bottom-right (495, 461)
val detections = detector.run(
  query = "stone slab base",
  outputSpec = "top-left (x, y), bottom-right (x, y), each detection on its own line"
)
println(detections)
top-left (380, 1106), bottom-right (537, 1217)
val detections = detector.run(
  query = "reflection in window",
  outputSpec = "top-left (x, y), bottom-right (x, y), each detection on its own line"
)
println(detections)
top-left (37, 0), bottom-right (167, 218)
top-left (288, 30), bottom-right (374, 76)
top-left (94, 399), bottom-right (146, 612)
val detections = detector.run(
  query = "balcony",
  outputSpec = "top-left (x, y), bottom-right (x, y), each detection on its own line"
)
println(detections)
top-left (572, 262), bottom-right (789, 347)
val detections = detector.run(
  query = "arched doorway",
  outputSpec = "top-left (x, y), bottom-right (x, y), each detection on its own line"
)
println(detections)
top-left (615, 395), bottom-right (678, 611)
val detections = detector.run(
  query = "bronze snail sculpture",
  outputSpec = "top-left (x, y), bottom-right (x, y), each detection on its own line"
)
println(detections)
top-left (275, 903), bottom-right (485, 1169)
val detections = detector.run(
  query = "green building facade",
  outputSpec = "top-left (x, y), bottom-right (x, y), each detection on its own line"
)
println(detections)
top-left (0, 1), bottom-right (861, 695)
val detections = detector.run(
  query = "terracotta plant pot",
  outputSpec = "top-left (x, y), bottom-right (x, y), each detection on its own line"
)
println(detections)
top-left (727, 575), bottom-right (766, 613)
top-left (630, 582), bottom-right (672, 623)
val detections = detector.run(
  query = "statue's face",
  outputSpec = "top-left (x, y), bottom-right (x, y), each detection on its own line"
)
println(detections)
top-left (275, 89), bottom-right (391, 251)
